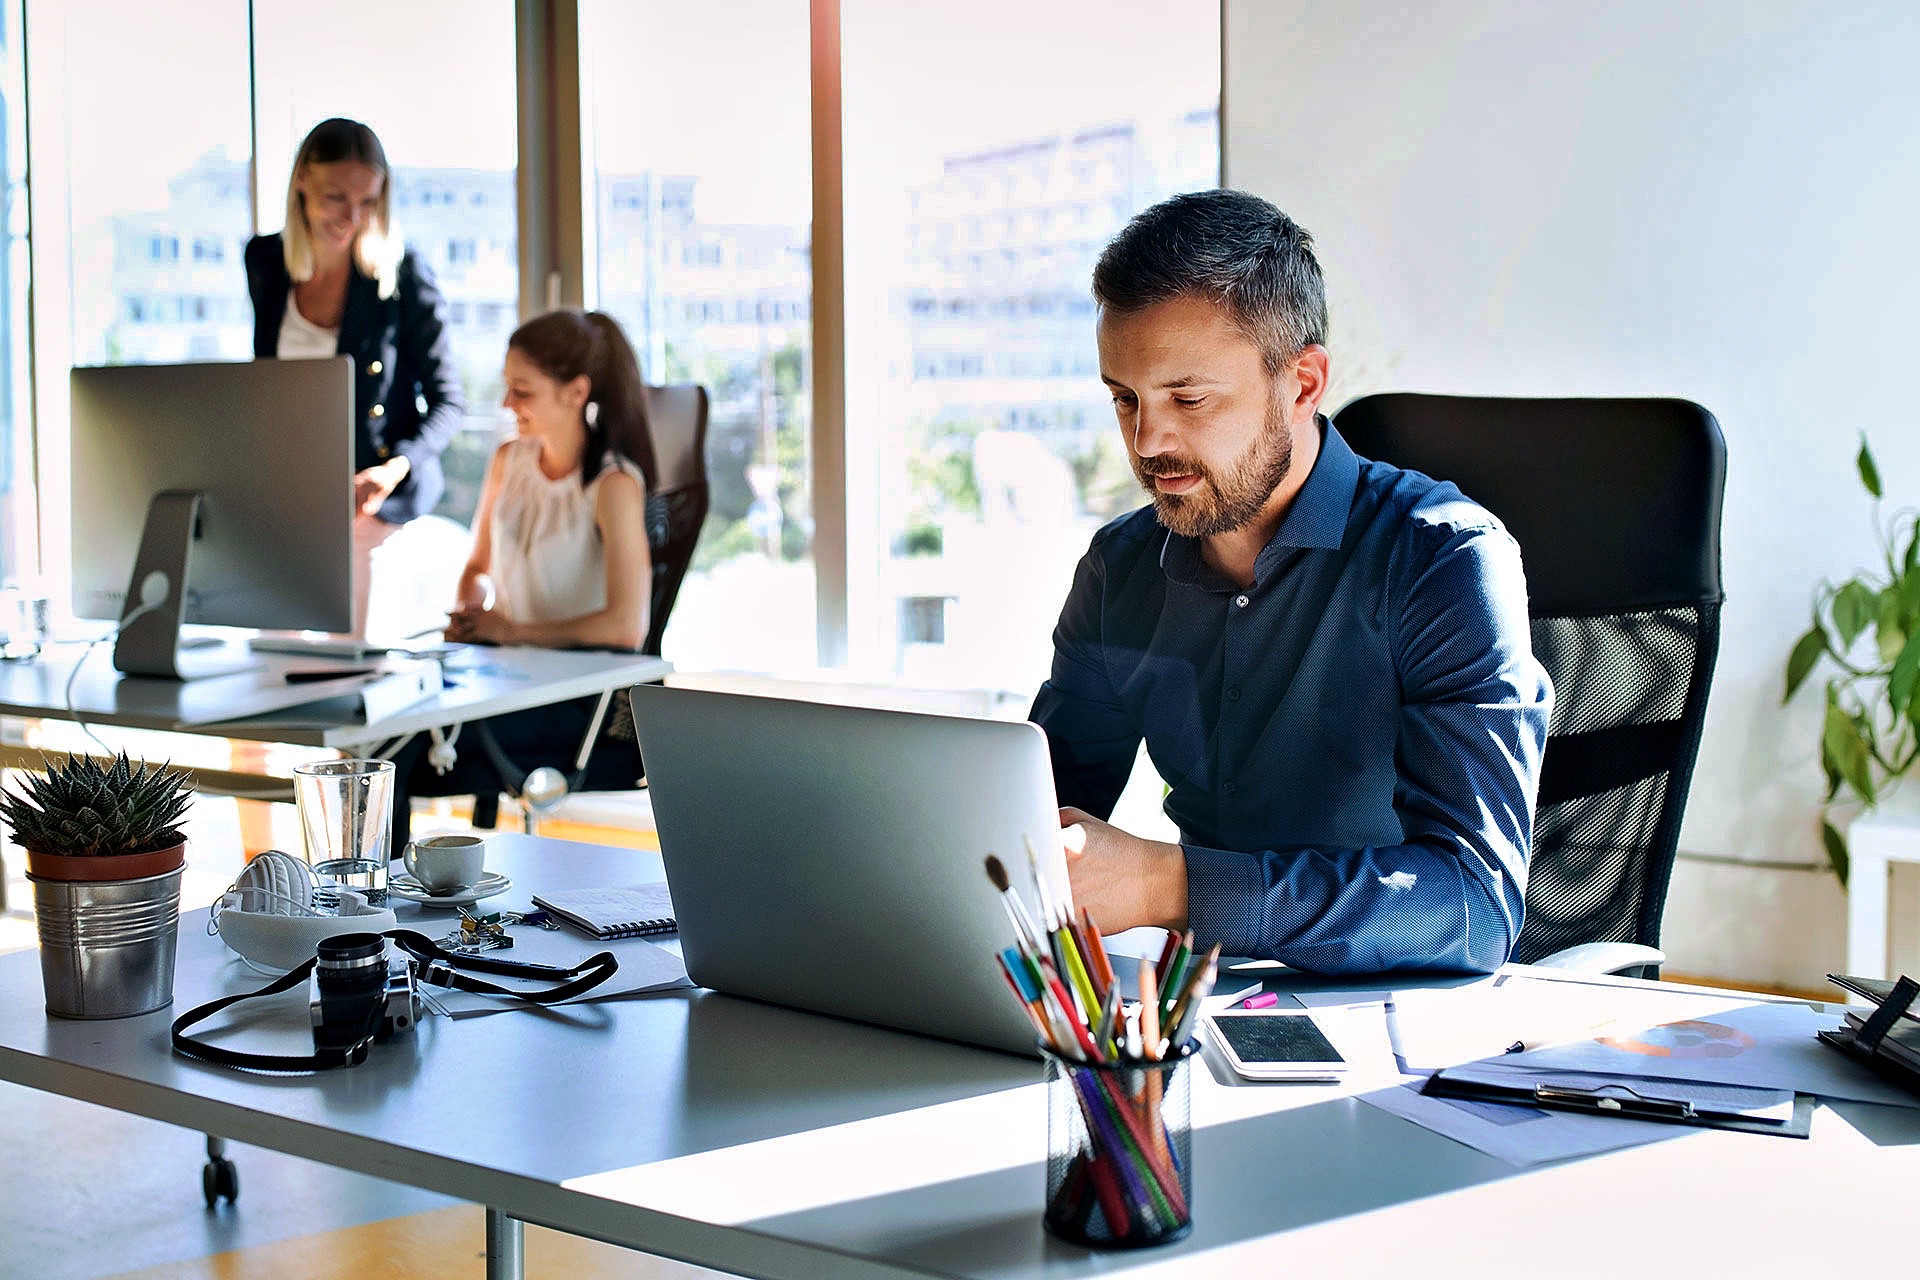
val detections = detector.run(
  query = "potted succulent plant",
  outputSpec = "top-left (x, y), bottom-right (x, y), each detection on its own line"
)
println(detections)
top-left (1783, 436), bottom-right (1920, 887)
top-left (0, 753), bottom-right (193, 1017)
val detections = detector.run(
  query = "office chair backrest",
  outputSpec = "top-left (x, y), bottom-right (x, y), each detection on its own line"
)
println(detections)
top-left (1331, 394), bottom-right (1726, 968)
top-left (639, 383), bottom-right (710, 656)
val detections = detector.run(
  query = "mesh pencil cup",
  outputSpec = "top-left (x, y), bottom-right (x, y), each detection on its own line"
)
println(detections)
top-left (1042, 1044), bottom-right (1194, 1248)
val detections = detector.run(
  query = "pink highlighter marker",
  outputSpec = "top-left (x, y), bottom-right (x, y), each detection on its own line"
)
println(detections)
top-left (1239, 991), bottom-right (1280, 1010)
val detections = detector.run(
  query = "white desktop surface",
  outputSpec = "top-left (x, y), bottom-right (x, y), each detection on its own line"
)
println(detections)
top-left (2, 835), bottom-right (1918, 1279)
top-left (0, 640), bottom-right (670, 748)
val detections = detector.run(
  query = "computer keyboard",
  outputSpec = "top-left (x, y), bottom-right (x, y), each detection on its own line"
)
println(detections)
top-left (247, 635), bottom-right (391, 661)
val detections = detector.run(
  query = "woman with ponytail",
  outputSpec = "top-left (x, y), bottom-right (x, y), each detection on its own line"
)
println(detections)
top-left (444, 309), bottom-right (657, 648)
top-left (389, 309), bottom-right (657, 846)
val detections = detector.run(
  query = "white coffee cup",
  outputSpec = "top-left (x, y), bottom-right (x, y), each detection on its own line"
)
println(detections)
top-left (403, 834), bottom-right (487, 892)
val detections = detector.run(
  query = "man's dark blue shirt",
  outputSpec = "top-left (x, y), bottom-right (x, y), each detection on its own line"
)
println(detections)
top-left (1031, 419), bottom-right (1551, 974)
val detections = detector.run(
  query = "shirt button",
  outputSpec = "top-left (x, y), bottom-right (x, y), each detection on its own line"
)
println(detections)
top-left (370, 403), bottom-right (385, 418)
top-left (1234, 594), bottom-right (1250, 608)
top-left (1226, 686), bottom-right (1241, 702)
top-left (378, 446), bottom-right (392, 459)
top-left (1221, 780), bottom-right (1238, 796)
top-left (368, 359), bottom-right (383, 375)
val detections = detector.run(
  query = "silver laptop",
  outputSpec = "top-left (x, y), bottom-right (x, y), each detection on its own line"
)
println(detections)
top-left (629, 684), bottom-right (1069, 1056)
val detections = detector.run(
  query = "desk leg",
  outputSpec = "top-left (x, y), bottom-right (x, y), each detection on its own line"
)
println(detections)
top-left (1846, 836), bottom-right (1891, 988)
top-left (485, 1207), bottom-right (524, 1280)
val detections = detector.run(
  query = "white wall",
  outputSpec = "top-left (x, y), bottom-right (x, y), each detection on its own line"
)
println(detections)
top-left (1225, 1), bottom-right (1920, 985)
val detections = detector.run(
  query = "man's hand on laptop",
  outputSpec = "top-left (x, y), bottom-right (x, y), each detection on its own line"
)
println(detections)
top-left (1058, 806), bottom-right (1188, 935)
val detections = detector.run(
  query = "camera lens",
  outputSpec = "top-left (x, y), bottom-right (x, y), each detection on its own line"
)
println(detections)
top-left (315, 933), bottom-right (387, 990)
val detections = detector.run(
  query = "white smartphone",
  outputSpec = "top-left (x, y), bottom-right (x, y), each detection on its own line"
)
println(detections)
top-left (1203, 1009), bottom-right (1349, 1081)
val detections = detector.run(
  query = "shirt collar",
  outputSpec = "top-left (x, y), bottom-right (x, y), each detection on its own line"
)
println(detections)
top-left (1267, 416), bottom-right (1359, 553)
top-left (1159, 416), bottom-right (1360, 588)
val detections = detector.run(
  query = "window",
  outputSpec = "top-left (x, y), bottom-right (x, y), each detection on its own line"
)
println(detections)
top-left (64, 3), bottom-right (252, 370)
top-left (842, 0), bottom-right (1219, 690)
top-left (584, 0), bottom-right (815, 673)
top-left (0, 2), bottom-right (25, 581)
top-left (253, 0), bottom-right (517, 528)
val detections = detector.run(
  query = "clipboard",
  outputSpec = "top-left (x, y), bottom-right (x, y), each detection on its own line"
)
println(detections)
top-left (1421, 1069), bottom-right (1816, 1138)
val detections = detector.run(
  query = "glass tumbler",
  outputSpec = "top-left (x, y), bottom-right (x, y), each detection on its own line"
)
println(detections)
top-left (292, 758), bottom-right (395, 906)
top-left (0, 583), bottom-right (49, 661)
top-left (1042, 1045), bottom-right (1194, 1249)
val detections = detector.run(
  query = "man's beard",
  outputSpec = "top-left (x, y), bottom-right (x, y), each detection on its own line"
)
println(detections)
top-left (1132, 398), bottom-right (1294, 538)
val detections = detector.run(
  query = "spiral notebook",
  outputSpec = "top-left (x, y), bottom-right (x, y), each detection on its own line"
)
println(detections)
top-left (532, 883), bottom-right (678, 940)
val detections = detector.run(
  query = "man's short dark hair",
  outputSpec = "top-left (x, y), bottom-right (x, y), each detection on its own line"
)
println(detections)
top-left (1092, 189), bottom-right (1328, 373)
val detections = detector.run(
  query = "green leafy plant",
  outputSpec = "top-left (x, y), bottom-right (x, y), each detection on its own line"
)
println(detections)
top-left (0, 753), bottom-right (191, 858)
top-left (1783, 437), bottom-right (1920, 887)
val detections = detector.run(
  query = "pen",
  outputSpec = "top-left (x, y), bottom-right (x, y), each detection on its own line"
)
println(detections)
top-left (1504, 1019), bottom-right (1618, 1055)
top-left (1383, 996), bottom-right (1412, 1074)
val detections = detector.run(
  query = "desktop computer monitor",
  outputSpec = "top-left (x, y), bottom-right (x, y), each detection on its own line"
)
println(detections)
top-left (69, 357), bottom-right (356, 679)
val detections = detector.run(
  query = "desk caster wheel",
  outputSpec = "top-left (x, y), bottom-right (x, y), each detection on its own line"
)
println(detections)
top-left (203, 1135), bottom-right (239, 1207)
top-left (203, 1156), bottom-right (239, 1207)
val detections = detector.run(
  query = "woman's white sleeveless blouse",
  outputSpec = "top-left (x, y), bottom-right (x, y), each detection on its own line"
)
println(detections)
top-left (489, 438), bottom-right (647, 624)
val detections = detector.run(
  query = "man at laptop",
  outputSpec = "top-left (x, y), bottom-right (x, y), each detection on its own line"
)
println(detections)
top-left (1031, 190), bottom-right (1552, 975)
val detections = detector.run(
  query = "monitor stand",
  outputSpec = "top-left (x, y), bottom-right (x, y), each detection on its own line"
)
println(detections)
top-left (113, 491), bottom-right (259, 680)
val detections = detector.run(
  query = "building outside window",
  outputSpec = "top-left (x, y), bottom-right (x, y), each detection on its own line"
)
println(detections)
top-left (252, 0), bottom-right (517, 529)
top-left (68, 4), bottom-right (251, 368)
top-left (583, 0), bottom-right (815, 673)
top-left (842, 0), bottom-right (1220, 693)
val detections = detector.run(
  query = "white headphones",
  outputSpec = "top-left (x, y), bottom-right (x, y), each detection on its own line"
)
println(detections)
top-left (210, 850), bottom-right (399, 972)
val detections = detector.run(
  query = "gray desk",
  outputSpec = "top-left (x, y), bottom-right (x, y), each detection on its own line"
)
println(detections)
top-left (3, 835), bottom-right (1918, 1280)
top-left (0, 639), bottom-right (672, 750)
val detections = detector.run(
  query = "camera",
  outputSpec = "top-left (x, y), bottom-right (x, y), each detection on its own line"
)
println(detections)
top-left (309, 933), bottom-right (418, 1064)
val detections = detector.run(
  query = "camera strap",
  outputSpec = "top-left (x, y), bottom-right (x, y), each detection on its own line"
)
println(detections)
top-left (170, 928), bottom-right (621, 1074)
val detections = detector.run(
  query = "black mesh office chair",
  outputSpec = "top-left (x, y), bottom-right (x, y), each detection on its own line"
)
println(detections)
top-left (466, 382), bottom-right (710, 829)
top-left (1332, 394), bottom-right (1726, 976)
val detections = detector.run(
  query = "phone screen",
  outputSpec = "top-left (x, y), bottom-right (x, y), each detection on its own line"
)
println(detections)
top-left (1210, 1012), bottom-right (1345, 1065)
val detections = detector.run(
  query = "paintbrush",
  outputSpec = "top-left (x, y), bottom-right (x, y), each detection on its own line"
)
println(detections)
top-left (984, 854), bottom-right (1047, 956)
top-left (1022, 831), bottom-right (1060, 927)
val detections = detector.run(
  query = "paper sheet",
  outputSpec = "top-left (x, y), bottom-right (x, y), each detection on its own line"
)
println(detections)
top-left (1297, 976), bottom-right (1765, 1075)
top-left (421, 928), bottom-right (692, 1019)
top-left (1510, 998), bottom-right (1920, 1108)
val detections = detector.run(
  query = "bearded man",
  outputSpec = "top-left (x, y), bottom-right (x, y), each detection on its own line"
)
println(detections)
top-left (1030, 190), bottom-right (1553, 974)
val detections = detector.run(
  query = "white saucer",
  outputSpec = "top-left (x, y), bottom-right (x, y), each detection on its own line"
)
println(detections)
top-left (389, 871), bottom-right (511, 908)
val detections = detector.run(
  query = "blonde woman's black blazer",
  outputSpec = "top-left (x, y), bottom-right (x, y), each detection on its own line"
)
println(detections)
top-left (244, 233), bottom-right (465, 524)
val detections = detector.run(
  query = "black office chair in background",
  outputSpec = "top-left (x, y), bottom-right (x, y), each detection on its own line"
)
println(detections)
top-left (1332, 394), bottom-right (1726, 977)
top-left (467, 382), bottom-right (711, 831)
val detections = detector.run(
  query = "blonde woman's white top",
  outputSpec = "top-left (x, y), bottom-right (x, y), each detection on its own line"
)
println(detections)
top-left (276, 287), bottom-right (339, 359)
top-left (488, 437), bottom-right (647, 624)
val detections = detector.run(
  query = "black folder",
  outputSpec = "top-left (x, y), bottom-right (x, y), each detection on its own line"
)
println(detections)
top-left (1820, 973), bottom-right (1920, 1100)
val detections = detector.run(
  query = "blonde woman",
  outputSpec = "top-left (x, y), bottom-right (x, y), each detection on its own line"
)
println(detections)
top-left (244, 117), bottom-right (463, 635)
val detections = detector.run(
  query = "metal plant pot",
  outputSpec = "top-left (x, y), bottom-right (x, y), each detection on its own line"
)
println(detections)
top-left (27, 866), bottom-right (185, 1019)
